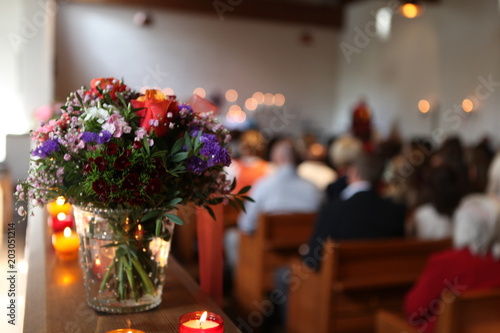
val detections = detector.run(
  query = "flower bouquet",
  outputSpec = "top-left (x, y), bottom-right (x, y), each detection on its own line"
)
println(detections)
top-left (15, 77), bottom-right (251, 312)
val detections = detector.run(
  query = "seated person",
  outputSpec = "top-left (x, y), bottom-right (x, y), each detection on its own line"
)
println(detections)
top-left (303, 151), bottom-right (406, 270)
top-left (404, 193), bottom-right (500, 333)
top-left (223, 137), bottom-right (322, 271)
top-left (412, 163), bottom-right (464, 240)
top-left (325, 134), bottom-right (363, 201)
top-left (226, 129), bottom-right (271, 194)
top-left (297, 141), bottom-right (337, 191)
top-left (274, 152), bottom-right (406, 324)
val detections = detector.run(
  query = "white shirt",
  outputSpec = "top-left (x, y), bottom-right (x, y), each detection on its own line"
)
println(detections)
top-left (237, 164), bottom-right (322, 234)
top-left (413, 203), bottom-right (453, 240)
top-left (297, 161), bottom-right (337, 191)
top-left (340, 180), bottom-right (372, 201)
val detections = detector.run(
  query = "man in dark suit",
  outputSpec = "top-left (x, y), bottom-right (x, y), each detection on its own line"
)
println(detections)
top-left (303, 151), bottom-right (406, 270)
top-left (273, 152), bottom-right (406, 326)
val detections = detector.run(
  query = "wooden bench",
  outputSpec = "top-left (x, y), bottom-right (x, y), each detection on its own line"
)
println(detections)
top-left (233, 212), bottom-right (317, 318)
top-left (287, 237), bottom-right (452, 333)
top-left (376, 288), bottom-right (500, 333)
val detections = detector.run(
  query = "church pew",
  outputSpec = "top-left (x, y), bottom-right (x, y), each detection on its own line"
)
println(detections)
top-left (287, 237), bottom-right (452, 333)
top-left (233, 212), bottom-right (317, 319)
top-left (375, 288), bottom-right (500, 333)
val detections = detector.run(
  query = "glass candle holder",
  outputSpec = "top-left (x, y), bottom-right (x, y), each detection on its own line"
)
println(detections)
top-left (179, 311), bottom-right (224, 333)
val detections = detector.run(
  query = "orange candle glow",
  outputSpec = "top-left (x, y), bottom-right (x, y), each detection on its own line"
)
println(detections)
top-left (47, 196), bottom-right (72, 217)
top-left (51, 227), bottom-right (80, 260)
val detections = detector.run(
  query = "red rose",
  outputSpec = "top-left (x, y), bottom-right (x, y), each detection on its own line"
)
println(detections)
top-left (131, 89), bottom-right (179, 137)
top-left (90, 77), bottom-right (127, 99)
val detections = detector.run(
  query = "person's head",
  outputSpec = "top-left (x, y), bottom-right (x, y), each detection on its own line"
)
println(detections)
top-left (329, 134), bottom-right (363, 173)
top-left (238, 129), bottom-right (266, 158)
top-left (269, 137), bottom-right (301, 167)
top-left (347, 152), bottom-right (385, 185)
top-left (453, 194), bottom-right (500, 259)
top-left (425, 163), bottom-right (464, 217)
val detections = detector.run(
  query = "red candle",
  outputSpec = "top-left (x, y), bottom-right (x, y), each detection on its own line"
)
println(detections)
top-left (179, 311), bottom-right (224, 333)
top-left (50, 213), bottom-right (74, 232)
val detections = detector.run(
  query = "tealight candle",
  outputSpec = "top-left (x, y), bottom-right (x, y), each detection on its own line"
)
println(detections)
top-left (50, 212), bottom-right (74, 232)
top-left (179, 311), bottom-right (224, 333)
top-left (47, 196), bottom-right (72, 217)
top-left (51, 227), bottom-right (80, 260)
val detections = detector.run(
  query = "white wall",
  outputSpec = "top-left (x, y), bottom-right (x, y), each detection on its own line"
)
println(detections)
top-left (55, 2), bottom-right (341, 140)
top-left (333, 0), bottom-right (500, 148)
top-left (55, 0), bottom-right (500, 148)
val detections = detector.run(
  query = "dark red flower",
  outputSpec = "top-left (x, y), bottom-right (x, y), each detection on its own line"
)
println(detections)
top-left (122, 173), bottom-right (140, 190)
top-left (92, 179), bottom-right (108, 195)
top-left (154, 158), bottom-right (167, 177)
top-left (106, 143), bottom-right (118, 155)
top-left (145, 178), bottom-right (162, 196)
top-left (133, 141), bottom-right (143, 149)
top-left (93, 156), bottom-right (107, 171)
top-left (114, 155), bottom-right (131, 171)
top-left (83, 163), bottom-right (92, 173)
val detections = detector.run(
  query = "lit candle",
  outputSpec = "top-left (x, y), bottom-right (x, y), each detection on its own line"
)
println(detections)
top-left (179, 311), bottom-right (224, 332)
top-left (50, 212), bottom-right (74, 232)
top-left (106, 330), bottom-right (146, 333)
top-left (46, 196), bottom-right (72, 217)
top-left (51, 227), bottom-right (80, 260)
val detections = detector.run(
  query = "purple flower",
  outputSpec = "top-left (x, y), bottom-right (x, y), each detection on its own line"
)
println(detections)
top-left (81, 132), bottom-right (97, 142)
top-left (187, 156), bottom-right (208, 175)
top-left (199, 134), bottom-right (231, 167)
top-left (96, 130), bottom-right (112, 144)
top-left (32, 139), bottom-right (60, 158)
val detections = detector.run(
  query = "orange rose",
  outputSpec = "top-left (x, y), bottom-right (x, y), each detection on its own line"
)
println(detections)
top-left (131, 90), bottom-right (179, 137)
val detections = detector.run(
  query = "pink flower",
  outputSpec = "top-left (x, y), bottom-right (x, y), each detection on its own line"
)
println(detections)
top-left (102, 113), bottom-right (132, 138)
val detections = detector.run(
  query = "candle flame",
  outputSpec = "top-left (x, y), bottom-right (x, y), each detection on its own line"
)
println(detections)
top-left (199, 311), bottom-right (208, 324)
top-left (57, 212), bottom-right (67, 221)
top-left (95, 258), bottom-right (101, 265)
top-left (63, 227), bottom-right (72, 237)
top-left (56, 196), bottom-right (66, 206)
top-left (138, 224), bottom-right (142, 231)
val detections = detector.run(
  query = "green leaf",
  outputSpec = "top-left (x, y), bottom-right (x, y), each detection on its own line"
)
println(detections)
top-left (204, 205), bottom-right (216, 221)
top-left (168, 197), bottom-right (182, 206)
top-left (142, 137), bottom-right (151, 155)
top-left (171, 152), bottom-right (189, 163)
top-left (238, 185), bottom-right (252, 195)
top-left (165, 213), bottom-right (184, 225)
top-left (229, 178), bottom-right (237, 192)
top-left (241, 195), bottom-right (255, 202)
top-left (184, 132), bottom-right (192, 151)
top-left (141, 210), bottom-right (162, 222)
top-left (171, 138), bottom-right (184, 155)
top-left (155, 218), bottom-right (162, 237)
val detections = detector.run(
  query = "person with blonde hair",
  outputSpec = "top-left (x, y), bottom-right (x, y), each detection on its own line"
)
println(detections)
top-left (405, 193), bottom-right (500, 333)
top-left (325, 134), bottom-right (363, 201)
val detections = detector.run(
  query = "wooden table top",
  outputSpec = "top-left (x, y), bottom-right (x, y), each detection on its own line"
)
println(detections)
top-left (23, 207), bottom-right (241, 333)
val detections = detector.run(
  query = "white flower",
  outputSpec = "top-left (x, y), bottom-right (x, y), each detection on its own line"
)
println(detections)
top-left (83, 107), bottom-right (110, 124)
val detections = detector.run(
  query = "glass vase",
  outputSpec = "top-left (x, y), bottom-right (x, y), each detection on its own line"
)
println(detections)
top-left (73, 205), bottom-right (175, 313)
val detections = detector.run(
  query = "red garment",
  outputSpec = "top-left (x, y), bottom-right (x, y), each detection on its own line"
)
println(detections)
top-left (404, 248), bottom-right (500, 333)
